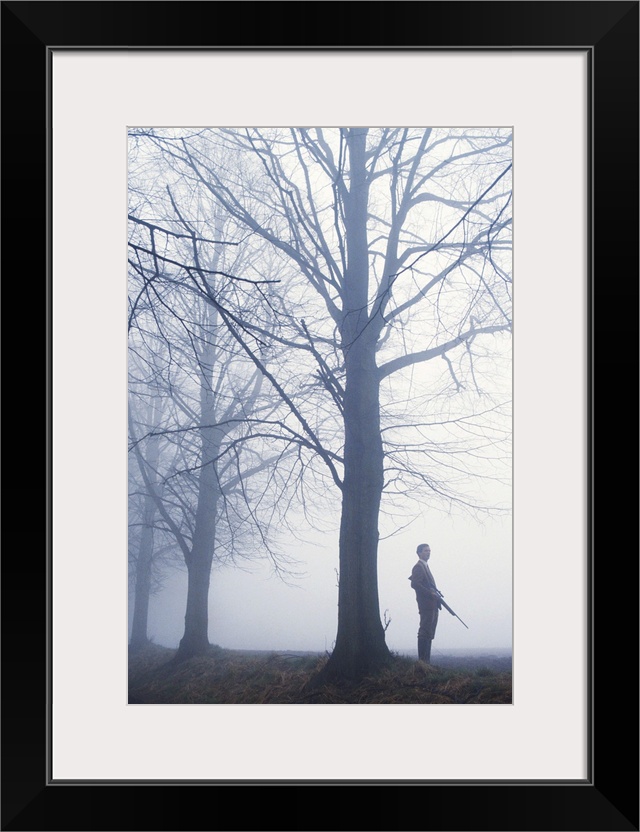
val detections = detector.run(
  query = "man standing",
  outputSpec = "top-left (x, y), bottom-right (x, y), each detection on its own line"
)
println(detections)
top-left (409, 543), bottom-right (441, 663)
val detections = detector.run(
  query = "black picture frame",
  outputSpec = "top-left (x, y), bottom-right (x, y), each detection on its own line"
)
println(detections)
top-left (2, 2), bottom-right (638, 830)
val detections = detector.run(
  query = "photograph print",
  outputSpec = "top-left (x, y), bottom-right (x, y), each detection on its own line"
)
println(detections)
top-left (127, 126), bottom-right (513, 704)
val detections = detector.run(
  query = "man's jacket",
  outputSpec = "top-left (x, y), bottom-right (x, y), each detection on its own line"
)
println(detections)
top-left (409, 559), bottom-right (441, 609)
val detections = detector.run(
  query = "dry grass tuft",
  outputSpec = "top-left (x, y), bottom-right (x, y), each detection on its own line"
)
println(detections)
top-left (128, 645), bottom-right (511, 705)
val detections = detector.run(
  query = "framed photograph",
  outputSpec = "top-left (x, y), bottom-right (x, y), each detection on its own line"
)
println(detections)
top-left (3, 2), bottom-right (637, 830)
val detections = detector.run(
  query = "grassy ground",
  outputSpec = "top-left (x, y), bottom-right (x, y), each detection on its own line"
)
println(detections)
top-left (129, 644), bottom-right (512, 704)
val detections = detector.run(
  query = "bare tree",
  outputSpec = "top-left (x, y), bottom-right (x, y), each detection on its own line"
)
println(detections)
top-left (128, 170), bottom-right (300, 659)
top-left (134, 127), bottom-right (512, 681)
top-left (128, 394), bottom-right (166, 650)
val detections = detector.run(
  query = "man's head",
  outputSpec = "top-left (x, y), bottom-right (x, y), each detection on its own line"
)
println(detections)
top-left (417, 543), bottom-right (431, 560)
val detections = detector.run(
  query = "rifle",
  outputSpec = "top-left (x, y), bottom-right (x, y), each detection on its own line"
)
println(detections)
top-left (434, 589), bottom-right (469, 629)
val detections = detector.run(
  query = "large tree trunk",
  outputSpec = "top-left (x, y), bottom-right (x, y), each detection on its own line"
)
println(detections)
top-left (324, 347), bottom-right (391, 681)
top-left (178, 542), bottom-right (215, 657)
top-left (177, 435), bottom-right (221, 659)
top-left (320, 129), bottom-right (392, 682)
top-left (177, 305), bottom-right (223, 660)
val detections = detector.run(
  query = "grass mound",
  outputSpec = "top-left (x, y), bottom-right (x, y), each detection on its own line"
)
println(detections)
top-left (128, 644), bottom-right (512, 704)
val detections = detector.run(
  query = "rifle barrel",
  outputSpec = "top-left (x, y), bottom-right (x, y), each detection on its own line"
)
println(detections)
top-left (437, 593), bottom-right (469, 629)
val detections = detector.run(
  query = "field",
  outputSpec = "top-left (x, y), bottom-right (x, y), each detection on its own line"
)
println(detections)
top-left (129, 644), bottom-right (512, 704)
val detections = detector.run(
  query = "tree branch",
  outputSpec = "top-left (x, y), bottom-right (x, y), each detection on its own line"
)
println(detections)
top-left (377, 323), bottom-right (511, 380)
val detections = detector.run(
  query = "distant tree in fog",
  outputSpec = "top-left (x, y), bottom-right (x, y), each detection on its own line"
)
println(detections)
top-left (128, 394), bottom-right (169, 650)
top-left (128, 188), bottom-right (298, 659)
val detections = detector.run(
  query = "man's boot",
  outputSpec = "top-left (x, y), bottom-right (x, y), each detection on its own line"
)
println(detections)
top-left (417, 636), bottom-right (430, 663)
top-left (424, 639), bottom-right (432, 663)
